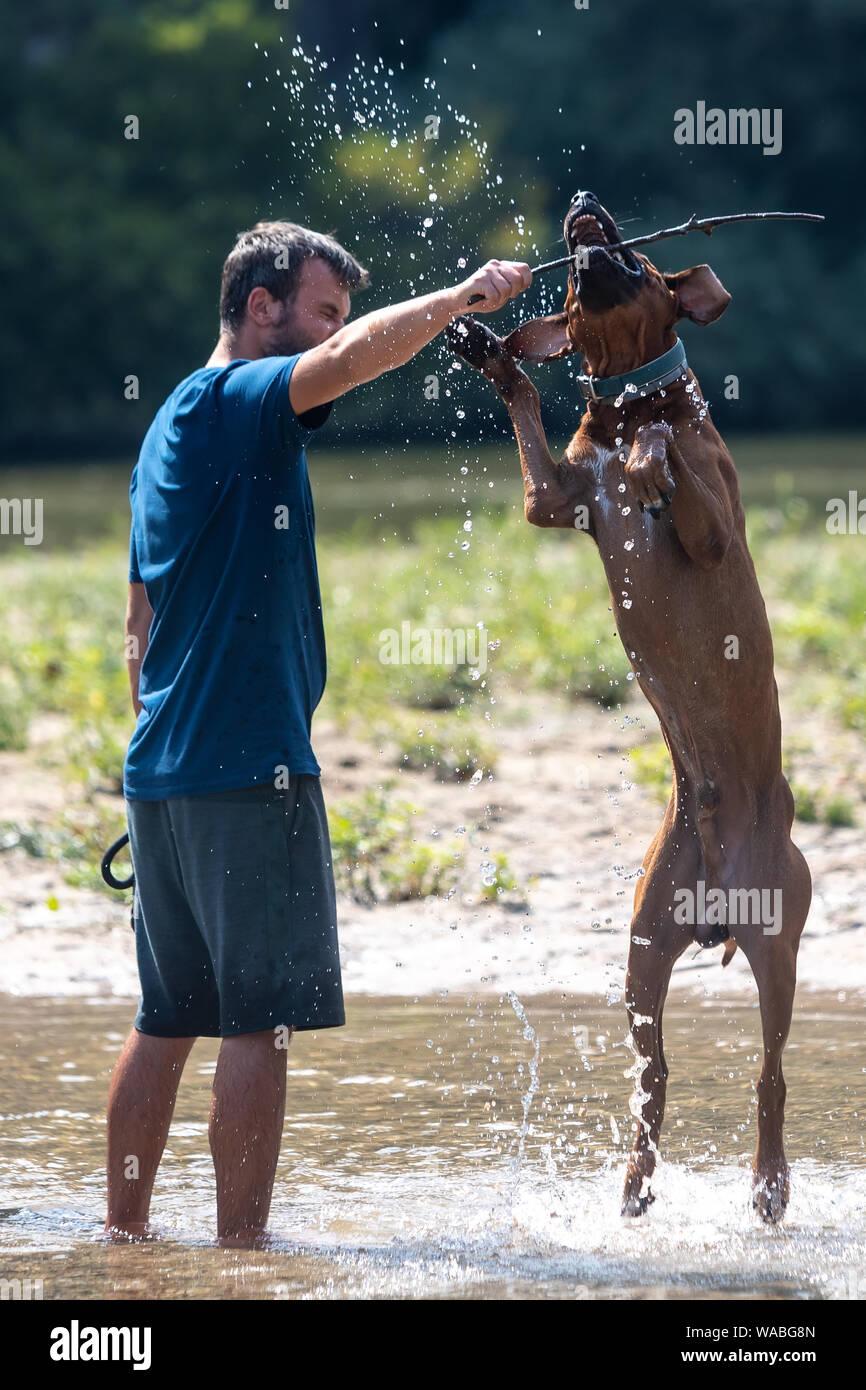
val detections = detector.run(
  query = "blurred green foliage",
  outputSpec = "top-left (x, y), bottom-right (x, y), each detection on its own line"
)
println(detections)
top-left (2, 0), bottom-right (862, 459)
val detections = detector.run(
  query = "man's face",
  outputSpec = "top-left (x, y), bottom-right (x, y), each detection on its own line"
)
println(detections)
top-left (262, 256), bottom-right (352, 356)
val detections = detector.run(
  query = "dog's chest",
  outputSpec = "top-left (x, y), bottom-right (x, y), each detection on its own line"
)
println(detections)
top-left (582, 443), bottom-right (653, 536)
top-left (579, 442), bottom-right (671, 612)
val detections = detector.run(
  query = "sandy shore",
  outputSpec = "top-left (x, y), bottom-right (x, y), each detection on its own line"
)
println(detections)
top-left (1, 684), bottom-right (864, 1005)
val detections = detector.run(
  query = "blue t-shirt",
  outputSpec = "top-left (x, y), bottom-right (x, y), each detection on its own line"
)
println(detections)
top-left (123, 354), bottom-right (332, 800)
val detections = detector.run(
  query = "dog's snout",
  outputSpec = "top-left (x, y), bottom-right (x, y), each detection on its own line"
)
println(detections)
top-left (570, 189), bottom-right (597, 207)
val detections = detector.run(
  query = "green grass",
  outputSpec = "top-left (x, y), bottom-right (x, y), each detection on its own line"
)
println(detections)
top-left (2, 507), bottom-right (864, 769)
top-left (392, 714), bottom-right (498, 782)
top-left (630, 755), bottom-right (860, 828)
top-left (2, 433), bottom-right (863, 548)
top-left (821, 795), bottom-right (857, 829)
top-left (628, 740), bottom-right (672, 804)
top-left (477, 850), bottom-right (526, 905)
top-left (788, 782), bottom-right (819, 823)
top-left (0, 801), bottom-right (132, 897)
top-left (1, 445), bottom-right (864, 895)
top-left (325, 785), bottom-right (463, 902)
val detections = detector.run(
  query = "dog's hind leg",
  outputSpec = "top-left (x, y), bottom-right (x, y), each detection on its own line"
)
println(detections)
top-left (620, 937), bottom-right (690, 1216)
top-left (734, 840), bottom-right (810, 1223)
top-left (737, 932), bottom-right (797, 1223)
top-left (620, 831), bottom-right (694, 1217)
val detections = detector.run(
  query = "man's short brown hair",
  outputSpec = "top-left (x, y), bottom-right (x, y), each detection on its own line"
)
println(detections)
top-left (219, 221), bottom-right (370, 333)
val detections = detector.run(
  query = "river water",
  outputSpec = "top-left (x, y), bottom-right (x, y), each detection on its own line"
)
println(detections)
top-left (0, 991), bottom-right (863, 1300)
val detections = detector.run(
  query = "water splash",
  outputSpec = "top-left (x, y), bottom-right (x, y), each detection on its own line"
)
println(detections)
top-left (251, 35), bottom-right (563, 546)
top-left (506, 990), bottom-right (541, 1176)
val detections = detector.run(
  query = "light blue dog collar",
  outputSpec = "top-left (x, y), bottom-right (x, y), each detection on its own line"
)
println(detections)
top-left (577, 338), bottom-right (688, 403)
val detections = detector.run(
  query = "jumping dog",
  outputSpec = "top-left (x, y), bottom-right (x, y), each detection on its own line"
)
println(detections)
top-left (445, 190), bottom-right (812, 1222)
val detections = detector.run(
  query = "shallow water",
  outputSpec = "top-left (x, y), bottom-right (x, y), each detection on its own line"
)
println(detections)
top-left (0, 991), bottom-right (863, 1300)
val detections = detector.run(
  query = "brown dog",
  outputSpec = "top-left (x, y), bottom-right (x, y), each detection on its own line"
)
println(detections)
top-left (445, 190), bottom-right (811, 1223)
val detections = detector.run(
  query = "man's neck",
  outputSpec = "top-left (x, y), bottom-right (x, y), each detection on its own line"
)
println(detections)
top-left (206, 331), bottom-right (261, 367)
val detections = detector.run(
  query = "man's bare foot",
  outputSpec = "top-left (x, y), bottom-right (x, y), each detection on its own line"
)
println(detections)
top-left (103, 1221), bottom-right (158, 1243)
top-left (216, 1227), bottom-right (278, 1250)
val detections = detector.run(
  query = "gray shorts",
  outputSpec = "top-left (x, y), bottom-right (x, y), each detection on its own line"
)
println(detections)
top-left (125, 775), bottom-right (345, 1038)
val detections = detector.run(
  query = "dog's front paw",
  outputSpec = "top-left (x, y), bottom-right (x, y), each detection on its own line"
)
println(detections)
top-left (444, 315), bottom-right (510, 373)
top-left (624, 445), bottom-right (676, 519)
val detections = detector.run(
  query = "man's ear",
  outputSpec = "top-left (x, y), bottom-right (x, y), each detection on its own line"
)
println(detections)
top-left (502, 312), bottom-right (575, 362)
top-left (663, 265), bottom-right (731, 325)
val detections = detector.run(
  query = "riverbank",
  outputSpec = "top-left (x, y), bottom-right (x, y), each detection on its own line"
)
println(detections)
top-left (1, 685), bottom-right (863, 1005)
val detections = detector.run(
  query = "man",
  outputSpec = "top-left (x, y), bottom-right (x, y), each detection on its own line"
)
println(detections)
top-left (107, 219), bottom-right (532, 1246)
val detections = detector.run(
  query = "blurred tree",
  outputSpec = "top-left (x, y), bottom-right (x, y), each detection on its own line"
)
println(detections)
top-left (0, 0), bottom-right (862, 458)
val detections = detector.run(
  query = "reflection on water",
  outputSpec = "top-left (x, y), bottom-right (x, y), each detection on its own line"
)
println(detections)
top-left (0, 992), bottom-right (863, 1300)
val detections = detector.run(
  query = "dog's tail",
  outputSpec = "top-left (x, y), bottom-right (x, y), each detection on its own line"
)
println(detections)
top-left (721, 939), bottom-right (738, 968)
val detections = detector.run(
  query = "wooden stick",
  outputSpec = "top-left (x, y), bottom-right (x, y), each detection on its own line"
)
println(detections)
top-left (465, 211), bottom-right (824, 303)
top-left (532, 210), bottom-right (824, 276)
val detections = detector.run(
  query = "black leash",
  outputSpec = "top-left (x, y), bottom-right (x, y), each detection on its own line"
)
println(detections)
top-left (101, 832), bottom-right (135, 890)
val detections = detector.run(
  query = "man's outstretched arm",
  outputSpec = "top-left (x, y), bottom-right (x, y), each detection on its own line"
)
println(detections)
top-left (288, 260), bottom-right (532, 416)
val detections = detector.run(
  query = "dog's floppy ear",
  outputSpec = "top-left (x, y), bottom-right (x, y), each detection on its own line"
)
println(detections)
top-left (663, 265), bottom-right (731, 325)
top-left (502, 312), bottom-right (575, 362)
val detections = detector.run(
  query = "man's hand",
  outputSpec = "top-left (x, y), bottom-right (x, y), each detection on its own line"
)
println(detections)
top-left (449, 259), bottom-right (533, 314)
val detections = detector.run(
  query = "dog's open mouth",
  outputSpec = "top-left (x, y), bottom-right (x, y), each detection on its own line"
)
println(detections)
top-left (565, 197), bottom-right (644, 284)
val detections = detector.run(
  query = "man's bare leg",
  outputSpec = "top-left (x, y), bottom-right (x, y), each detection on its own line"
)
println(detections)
top-left (105, 1028), bottom-right (196, 1239)
top-left (209, 1027), bottom-right (292, 1246)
